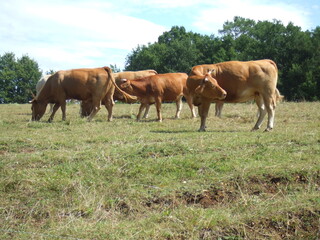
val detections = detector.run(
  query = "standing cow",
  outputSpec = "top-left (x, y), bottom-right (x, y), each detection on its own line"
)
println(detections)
top-left (118, 73), bottom-right (205, 122)
top-left (80, 70), bottom-right (158, 117)
top-left (30, 66), bottom-right (136, 122)
top-left (187, 59), bottom-right (280, 132)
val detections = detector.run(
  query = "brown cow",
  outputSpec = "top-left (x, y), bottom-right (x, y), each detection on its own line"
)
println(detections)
top-left (31, 66), bottom-right (136, 122)
top-left (118, 73), bottom-right (199, 122)
top-left (187, 59), bottom-right (280, 132)
top-left (80, 70), bottom-right (158, 117)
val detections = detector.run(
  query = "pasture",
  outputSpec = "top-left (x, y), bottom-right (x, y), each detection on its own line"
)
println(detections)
top-left (0, 102), bottom-right (319, 239)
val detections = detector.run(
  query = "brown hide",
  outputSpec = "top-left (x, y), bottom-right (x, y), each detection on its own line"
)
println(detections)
top-left (113, 70), bottom-right (158, 102)
top-left (187, 59), bottom-right (280, 132)
top-left (119, 73), bottom-right (196, 121)
top-left (31, 67), bottom-right (135, 122)
top-left (80, 70), bottom-right (157, 117)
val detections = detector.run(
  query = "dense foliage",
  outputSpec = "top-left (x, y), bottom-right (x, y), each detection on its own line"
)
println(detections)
top-left (0, 53), bottom-right (42, 103)
top-left (125, 17), bottom-right (320, 101)
top-left (1, 17), bottom-right (319, 102)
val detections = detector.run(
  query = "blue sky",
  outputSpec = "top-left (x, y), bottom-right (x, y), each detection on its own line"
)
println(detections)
top-left (0, 0), bottom-right (319, 73)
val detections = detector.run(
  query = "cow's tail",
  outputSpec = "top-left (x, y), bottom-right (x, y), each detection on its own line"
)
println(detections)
top-left (275, 88), bottom-right (284, 103)
top-left (103, 67), bottom-right (137, 103)
top-left (267, 60), bottom-right (283, 105)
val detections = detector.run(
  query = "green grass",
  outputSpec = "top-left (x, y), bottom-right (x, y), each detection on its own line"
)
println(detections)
top-left (0, 102), bottom-right (320, 239)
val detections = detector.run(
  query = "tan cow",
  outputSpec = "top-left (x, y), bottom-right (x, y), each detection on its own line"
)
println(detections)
top-left (118, 73), bottom-right (202, 122)
top-left (31, 66), bottom-right (136, 122)
top-left (80, 70), bottom-right (158, 117)
top-left (36, 74), bottom-right (54, 113)
top-left (187, 59), bottom-right (280, 132)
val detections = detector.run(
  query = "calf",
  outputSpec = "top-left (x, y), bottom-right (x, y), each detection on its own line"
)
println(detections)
top-left (119, 73), bottom-right (197, 122)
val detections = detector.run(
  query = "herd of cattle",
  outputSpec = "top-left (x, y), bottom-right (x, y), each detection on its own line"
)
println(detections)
top-left (31, 59), bottom-right (283, 132)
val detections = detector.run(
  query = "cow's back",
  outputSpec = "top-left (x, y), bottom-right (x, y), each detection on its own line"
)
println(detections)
top-left (215, 60), bottom-right (277, 100)
top-left (47, 68), bottom-right (111, 101)
top-left (149, 73), bottom-right (187, 101)
top-left (36, 75), bottom-right (51, 96)
top-left (115, 70), bottom-right (157, 81)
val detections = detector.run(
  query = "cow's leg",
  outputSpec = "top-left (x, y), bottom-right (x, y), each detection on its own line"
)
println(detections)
top-left (215, 101), bottom-right (224, 117)
top-left (137, 103), bottom-right (148, 121)
top-left (262, 94), bottom-right (276, 132)
top-left (61, 101), bottom-right (67, 121)
top-left (155, 97), bottom-right (162, 122)
top-left (103, 96), bottom-right (115, 122)
top-left (199, 100), bottom-right (211, 132)
top-left (186, 95), bottom-right (196, 118)
top-left (87, 99), bottom-right (101, 122)
top-left (175, 96), bottom-right (183, 119)
top-left (48, 103), bottom-right (61, 122)
top-left (142, 104), bottom-right (150, 119)
top-left (198, 105), bottom-right (202, 117)
top-left (252, 94), bottom-right (267, 131)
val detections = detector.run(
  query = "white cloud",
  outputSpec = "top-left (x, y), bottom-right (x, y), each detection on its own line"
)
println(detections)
top-left (127, 0), bottom-right (200, 8)
top-left (0, 0), bottom-right (167, 72)
top-left (192, 0), bottom-right (311, 34)
top-left (0, 0), bottom-right (316, 73)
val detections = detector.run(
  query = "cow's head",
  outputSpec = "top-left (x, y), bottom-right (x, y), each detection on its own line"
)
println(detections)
top-left (195, 72), bottom-right (227, 100)
top-left (30, 99), bottom-right (47, 121)
top-left (80, 100), bottom-right (93, 117)
top-left (119, 79), bottom-right (133, 93)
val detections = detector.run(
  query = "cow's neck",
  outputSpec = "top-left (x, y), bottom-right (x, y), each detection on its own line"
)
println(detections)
top-left (36, 85), bottom-right (51, 104)
top-left (130, 80), bottom-right (147, 97)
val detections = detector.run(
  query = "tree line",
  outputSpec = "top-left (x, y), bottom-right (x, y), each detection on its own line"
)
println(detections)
top-left (0, 17), bottom-right (319, 103)
top-left (125, 17), bottom-right (320, 101)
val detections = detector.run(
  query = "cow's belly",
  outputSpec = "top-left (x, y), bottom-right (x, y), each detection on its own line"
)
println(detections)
top-left (140, 96), bottom-right (156, 104)
top-left (224, 88), bottom-right (256, 103)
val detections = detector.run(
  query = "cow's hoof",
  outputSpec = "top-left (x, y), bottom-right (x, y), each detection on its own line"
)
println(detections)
top-left (198, 128), bottom-right (206, 132)
top-left (264, 128), bottom-right (273, 132)
top-left (251, 127), bottom-right (259, 132)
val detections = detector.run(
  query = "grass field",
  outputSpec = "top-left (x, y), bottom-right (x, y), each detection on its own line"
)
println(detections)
top-left (0, 101), bottom-right (319, 239)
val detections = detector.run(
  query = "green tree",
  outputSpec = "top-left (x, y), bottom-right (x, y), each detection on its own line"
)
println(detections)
top-left (125, 20), bottom-right (319, 101)
top-left (0, 52), bottom-right (42, 103)
top-left (109, 64), bottom-right (121, 73)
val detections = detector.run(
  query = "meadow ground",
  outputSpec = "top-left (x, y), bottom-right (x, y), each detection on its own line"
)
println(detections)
top-left (0, 101), bottom-right (319, 239)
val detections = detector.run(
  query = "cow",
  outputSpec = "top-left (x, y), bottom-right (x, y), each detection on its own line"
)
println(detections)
top-left (30, 66), bottom-right (136, 122)
top-left (36, 74), bottom-right (54, 113)
top-left (190, 65), bottom-right (283, 118)
top-left (187, 59), bottom-right (280, 132)
top-left (80, 69), bottom-right (158, 117)
top-left (118, 73), bottom-right (200, 122)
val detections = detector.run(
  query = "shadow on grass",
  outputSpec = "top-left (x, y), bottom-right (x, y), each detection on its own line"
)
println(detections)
top-left (151, 129), bottom-right (241, 134)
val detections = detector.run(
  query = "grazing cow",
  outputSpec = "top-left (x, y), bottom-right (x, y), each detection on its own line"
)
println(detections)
top-left (30, 66), bottom-right (136, 122)
top-left (187, 59), bottom-right (280, 132)
top-left (80, 69), bottom-right (158, 117)
top-left (36, 74), bottom-right (54, 113)
top-left (118, 73), bottom-right (198, 122)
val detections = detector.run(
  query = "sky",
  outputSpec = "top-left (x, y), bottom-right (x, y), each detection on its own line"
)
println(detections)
top-left (0, 0), bottom-right (319, 74)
